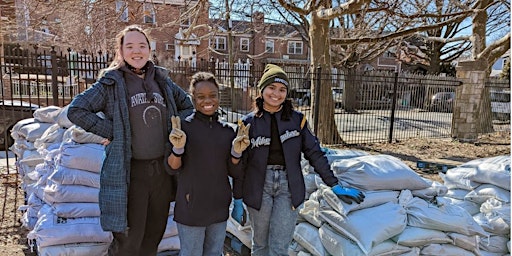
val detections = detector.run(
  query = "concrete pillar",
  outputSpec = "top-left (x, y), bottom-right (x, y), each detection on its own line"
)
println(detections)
top-left (453, 60), bottom-right (487, 142)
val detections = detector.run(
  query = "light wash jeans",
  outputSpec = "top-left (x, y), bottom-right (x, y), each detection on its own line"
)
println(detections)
top-left (176, 221), bottom-right (227, 256)
top-left (248, 168), bottom-right (299, 256)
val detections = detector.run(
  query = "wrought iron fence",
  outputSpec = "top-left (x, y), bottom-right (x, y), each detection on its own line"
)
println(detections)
top-left (1, 47), bottom-right (508, 147)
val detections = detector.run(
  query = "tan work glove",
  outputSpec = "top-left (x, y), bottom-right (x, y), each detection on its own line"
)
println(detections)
top-left (169, 116), bottom-right (186, 155)
top-left (231, 120), bottom-right (250, 158)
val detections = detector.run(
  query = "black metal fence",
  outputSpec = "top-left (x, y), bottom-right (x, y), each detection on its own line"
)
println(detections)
top-left (1, 47), bottom-right (509, 147)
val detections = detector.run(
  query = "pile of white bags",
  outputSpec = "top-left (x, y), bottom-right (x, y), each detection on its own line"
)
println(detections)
top-left (227, 148), bottom-right (510, 256)
top-left (439, 155), bottom-right (511, 255)
top-left (14, 105), bottom-right (180, 255)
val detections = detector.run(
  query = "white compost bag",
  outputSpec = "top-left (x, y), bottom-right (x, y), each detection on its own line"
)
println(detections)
top-left (27, 205), bottom-right (112, 247)
top-left (331, 155), bottom-right (430, 191)
top-left (319, 202), bottom-right (407, 255)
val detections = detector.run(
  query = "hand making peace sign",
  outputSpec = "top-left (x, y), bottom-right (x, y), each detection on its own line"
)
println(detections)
top-left (169, 116), bottom-right (186, 150)
top-left (232, 120), bottom-right (251, 157)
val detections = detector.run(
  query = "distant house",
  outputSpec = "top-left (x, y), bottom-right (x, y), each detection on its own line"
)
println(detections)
top-left (3, 0), bottom-right (210, 64)
top-left (209, 12), bottom-right (309, 68)
top-left (490, 52), bottom-right (510, 77)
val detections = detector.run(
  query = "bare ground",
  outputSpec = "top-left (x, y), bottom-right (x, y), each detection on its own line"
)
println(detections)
top-left (1, 131), bottom-right (510, 255)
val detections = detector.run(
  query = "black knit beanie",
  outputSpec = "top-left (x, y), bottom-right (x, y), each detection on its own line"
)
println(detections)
top-left (258, 64), bottom-right (290, 92)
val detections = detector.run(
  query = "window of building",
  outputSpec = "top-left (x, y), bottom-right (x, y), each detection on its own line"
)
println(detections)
top-left (383, 50), bottom-right (396, 58)
top-left (143, 3), bottom-right (155, 24)
top-left (265, 40), bottom-right (274, 53)
top-left (288, 41), bottom-right (303, 55)
top-left (240, 38), bottom-right (249, 52)
top-left (116, 1), bottom-right (129, 22)
top-left (211, 36), bottom-right (226, 50)
top-left (165, 43), bottom-right (175, 51)
top-left (180, 7), bottom-right (191, 27)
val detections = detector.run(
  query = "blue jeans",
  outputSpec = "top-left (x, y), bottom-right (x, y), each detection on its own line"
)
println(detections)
top-left (247, 168), bottom-right (299, 256)
top-left (176, 221), bottom-right (227, 256)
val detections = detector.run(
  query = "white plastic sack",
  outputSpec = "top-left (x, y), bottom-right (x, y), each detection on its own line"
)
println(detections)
top-left (57, 142), bottom-right (104, 173)
top-left (440, 168), bottom-right (481, 190)
top-left (33, 105), bottom-right (62, 123)
top-left (420, 243), bottom-right (475, 256)
top-left (464, 184), bottom-right (510, 204)
top-left (11, 118), bottom-right (37, 140)
top-left (411, 179), bottom-right (448, 200)
top-left (157, 235), bottom-right (180, 252)
top-left (444, 188), bottom-right (470, 200)
top-left (458, 155), bottom-right (511, 190)
top-left (56, 105), bottom-right (75, 129)
top-left (34, 123), bottom-right (66, 150)
top-left (473, 212), bottom-right (510, 235)
top-left (319, 202), bottom-right (407, 255)
top-left (400, 191), bottom-right (487, 237)
top-left (48, 165), bottom-right (100, 188)
top-left (391, 226), bottom-right (452, 247)
top-left (436, 197), bottom-right (480, 215)
top-left (320, 184), bottom-right (399, 217)
top-left (446, 232), bottom-right (480, 255)
top-left (324, 149), bottom-right (370, 164)
top-left (43, 182), bottom-right (99, 203)
top-left (37, 242), bottom-right (109, 256)
top-left (299, 199), bottom-right (323, 228)
top-left (52, 202), bottom-right (101, 218)
top-left (319, 224), bottom-right (411, 256)
top-left (332, 155), bottom-right (430, 191)
top-left (18, 122), bottom-right (54, 142)
top-left (162, 215), bottom-right (178, 238)
top-left (27, 205), bottom-right (112, 247)
top-left (64, 125), bottom-right (106, 144)
top-left (293, 222), bottom-right (326, 256)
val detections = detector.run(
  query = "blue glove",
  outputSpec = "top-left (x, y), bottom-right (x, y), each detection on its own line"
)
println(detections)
top-left (332, 184), bottom-right (365, 204)
top-left (231, 199), bottom-right (244, 224)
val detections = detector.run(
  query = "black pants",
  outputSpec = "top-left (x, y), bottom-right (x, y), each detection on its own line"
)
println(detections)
top-left (109, 158), bottom-right (174, 256)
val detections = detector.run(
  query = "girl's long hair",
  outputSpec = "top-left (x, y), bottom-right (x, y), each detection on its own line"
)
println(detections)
top-left (254, 96), bottom-right (293, 121)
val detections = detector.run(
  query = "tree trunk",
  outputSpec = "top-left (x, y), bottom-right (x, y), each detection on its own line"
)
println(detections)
top-left (309, 5), bottom-right (343, 144)
top-left (472, 0), bottom-right (494, 133)
top-left (342, 69), bottom-right (359, 113)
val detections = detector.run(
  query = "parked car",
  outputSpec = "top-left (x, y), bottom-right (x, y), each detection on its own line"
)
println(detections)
top-left (490, 90), bottom-right (511, 121)
top-left (428, 92), bottom-right (455, 112)
top-left (0, 100), bottom-right (39, 149)
top-left (299, 87), bottom-right (344, 108)
top-left (331, 87), bottom-right (343, 108)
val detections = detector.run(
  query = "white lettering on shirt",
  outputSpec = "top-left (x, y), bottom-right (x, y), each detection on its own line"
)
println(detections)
top-left (280, 130), bottom-right (300, 142)
top-left (251, 136), bottom-right (271, 148)
top-left (131, 92), bottom-right (166, 107)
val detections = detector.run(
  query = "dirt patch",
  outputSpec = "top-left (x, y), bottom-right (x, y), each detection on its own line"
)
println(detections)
top-left (1, 131), bottom-right (510, 255)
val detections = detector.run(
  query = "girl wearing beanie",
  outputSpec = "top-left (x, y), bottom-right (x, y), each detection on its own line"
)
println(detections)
top-left (235, 64), bottom-right (365, 255)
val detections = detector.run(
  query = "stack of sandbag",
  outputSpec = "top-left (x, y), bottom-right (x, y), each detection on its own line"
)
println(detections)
top-left (290, 154), bottom-right (490, 256)
top-left (439, 155), bottom-right (510, 255)
top-left (12, 106), bottom-right (67, 230)
top-left (226, 148), bottom-right (371, 250)
top-left (15, 105), bottom-right (182, 255)
top-left (10, 106), bottom-right (61, 200)
top-left (27, 126), bottom-right (112, 255)
top-left (158, 202), bottom-right (180, 253)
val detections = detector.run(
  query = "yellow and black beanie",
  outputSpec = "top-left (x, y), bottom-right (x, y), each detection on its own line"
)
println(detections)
top-left (257, 64), bottom-right (290, 92)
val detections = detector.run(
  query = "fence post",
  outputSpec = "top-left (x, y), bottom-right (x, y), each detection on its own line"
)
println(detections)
top-left (313, 66), bottom-right (321, 134)
top-left (50, 46), bottom-right (59, 105)
top-left (388, 72), bottom-right (399, 143)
